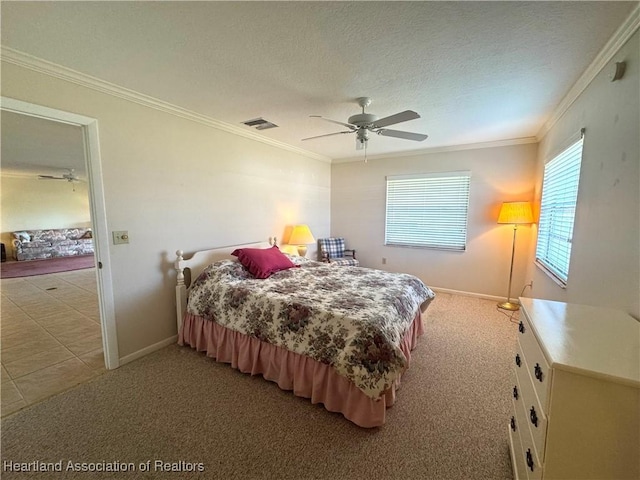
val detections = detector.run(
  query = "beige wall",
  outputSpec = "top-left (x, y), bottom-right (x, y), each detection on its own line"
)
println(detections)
top-left (527, 31), bottom-right (639, 318)
top-left (331, 143), bottom-right (538, 298)
top-left (331, 34), bottom-right (639, 319)
top-left (1, 61), bottom-right (331, 359)
top-left (1, 175), bottom-right (91, 258)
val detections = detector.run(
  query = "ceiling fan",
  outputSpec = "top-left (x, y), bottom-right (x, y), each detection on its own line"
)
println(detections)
top-left (303, 97), bottom-right (428, 152)
top-left (38, 168), bottom-right (82, 183)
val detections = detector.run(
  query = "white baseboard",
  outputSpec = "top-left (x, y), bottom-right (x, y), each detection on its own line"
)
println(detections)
top-left (119, 335), bottom-right (178, 366)
top-left (430, 286), bottom-right (516, 304)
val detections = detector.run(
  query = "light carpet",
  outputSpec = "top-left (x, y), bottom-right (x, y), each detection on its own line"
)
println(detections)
top-left (1, 293), bottom-right (518, 480)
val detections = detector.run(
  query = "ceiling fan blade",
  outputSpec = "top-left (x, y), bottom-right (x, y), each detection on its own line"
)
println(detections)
top-left (38, 175), bottom-right (66, 180)
top-left (372, 110), bottom-right (420, 128)
top-left (310, 115), bottom-right (356, 130)
top-left (377, 129), bottom-right (428, 141)
top-left (302, 130), bottom-right (353, 141)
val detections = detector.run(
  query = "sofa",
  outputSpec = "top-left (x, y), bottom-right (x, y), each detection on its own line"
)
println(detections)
top-left (11, 228), bottom-right (94, 261)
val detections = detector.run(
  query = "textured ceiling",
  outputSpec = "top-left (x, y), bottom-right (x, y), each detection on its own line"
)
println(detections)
top-left (1, 1), bottom-right (637, 163)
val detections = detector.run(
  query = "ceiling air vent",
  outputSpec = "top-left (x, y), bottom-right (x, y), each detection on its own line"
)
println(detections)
top-left (241, 117), bottom-right (278, 130)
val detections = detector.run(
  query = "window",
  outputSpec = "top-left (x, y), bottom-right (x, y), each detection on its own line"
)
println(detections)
top-left (385, 171), bottom-right (471, 251)
top-left (535, 134), bottom-right (584, 285)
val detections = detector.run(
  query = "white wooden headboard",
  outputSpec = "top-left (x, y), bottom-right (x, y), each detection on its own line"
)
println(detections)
top-left (174, 238), bottom-right (275, 331)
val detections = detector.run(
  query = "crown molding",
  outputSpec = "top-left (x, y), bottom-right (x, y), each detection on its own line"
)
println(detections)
top-left (0, 46), bottom-right (332, 164)
top-left (333, 136), bottom-right (539, 164)
top-left (537, 4), bottom-right (640, 140)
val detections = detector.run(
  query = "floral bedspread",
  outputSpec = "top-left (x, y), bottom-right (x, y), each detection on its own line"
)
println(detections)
top-left (186, 257), bottom-right (435, 399)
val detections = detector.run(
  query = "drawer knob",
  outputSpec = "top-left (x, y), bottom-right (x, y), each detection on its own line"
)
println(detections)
top-left (515, 354), bottom-right (521, 367)
top-left (534, 363), bottom-right (544, 382)
top-left (510, 416), bottom-right (516, 432)
top-left (526, 449), bottom-right (535, 472)
top-left (530, 406), bottom-right (538, 428)
top-left (513, 386), bottom-right (519, 400)
top-left (518, 321), bottom-right (525, 333)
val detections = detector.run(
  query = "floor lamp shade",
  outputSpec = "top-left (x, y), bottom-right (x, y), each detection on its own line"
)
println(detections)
top-left (288, 225), bottom-right (315, 257)
top-left (497, 202), bottom-right (533, 311)
top-left (498, 202), bottom-right (534, 225)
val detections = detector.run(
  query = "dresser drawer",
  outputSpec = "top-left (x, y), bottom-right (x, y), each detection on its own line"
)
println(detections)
top-left (514, 339), bottom-right (548, 460)
top-left (514, 395), bottom-right (543, 480)
top-left (517, 313), bottom-right (552, 409)
top-left (509, 369), bottom-right (530, 480)
top-left (508, 423), bottom-right (528, 480)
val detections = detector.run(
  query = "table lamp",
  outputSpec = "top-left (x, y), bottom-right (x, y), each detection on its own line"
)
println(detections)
top-left (288, 225), bottom-right (315, 257)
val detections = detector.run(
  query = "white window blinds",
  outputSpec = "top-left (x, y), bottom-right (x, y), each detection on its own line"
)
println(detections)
top-left (385, 172), bottom-right (471, 250)
top-left (535, 135), bottom-right (584, 285)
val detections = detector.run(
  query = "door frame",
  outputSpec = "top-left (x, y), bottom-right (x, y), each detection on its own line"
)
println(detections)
top-left (1, 96), bottom-right (119, 369)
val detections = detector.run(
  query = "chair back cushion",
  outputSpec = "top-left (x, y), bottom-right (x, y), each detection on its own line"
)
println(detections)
top-left (319, 238), bottom-right (345, 258)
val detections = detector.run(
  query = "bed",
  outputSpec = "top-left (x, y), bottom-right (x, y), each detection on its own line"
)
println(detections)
top-left (174, 240), bottom-right (435, 427)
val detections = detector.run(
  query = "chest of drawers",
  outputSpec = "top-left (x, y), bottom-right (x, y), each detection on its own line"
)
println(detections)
top-left (508, 298), bottom-right (639, 479)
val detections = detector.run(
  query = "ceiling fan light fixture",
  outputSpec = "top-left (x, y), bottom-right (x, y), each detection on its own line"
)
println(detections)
top-left (356, 134), bottom-right (368, 162)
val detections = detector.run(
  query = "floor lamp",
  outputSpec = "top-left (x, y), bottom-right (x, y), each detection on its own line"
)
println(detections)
top-left (497, 201), bottom-right (533, 311)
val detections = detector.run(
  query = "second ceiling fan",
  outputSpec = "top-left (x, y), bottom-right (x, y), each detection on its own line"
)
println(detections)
top-left (303, 97), bottom-right (428, 151)
top-left (38, 168), bottom-right (82, 183)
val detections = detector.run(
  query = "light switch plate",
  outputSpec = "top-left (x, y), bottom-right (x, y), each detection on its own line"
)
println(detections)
top-left (113, 231), bottom-right (129, 245)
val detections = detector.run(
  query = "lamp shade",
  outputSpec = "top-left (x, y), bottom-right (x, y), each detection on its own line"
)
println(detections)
top-left (288, 224), bottom-right (315, 245)
top-left (497, 202), bottom-right (533, 224)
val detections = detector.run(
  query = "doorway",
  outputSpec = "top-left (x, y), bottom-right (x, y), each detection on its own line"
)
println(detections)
top-left (1, 97), bottom-right (118, 415)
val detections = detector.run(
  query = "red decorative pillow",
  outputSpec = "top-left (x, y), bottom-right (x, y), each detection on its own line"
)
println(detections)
top-left (231, 246), bottom-right (297, 279)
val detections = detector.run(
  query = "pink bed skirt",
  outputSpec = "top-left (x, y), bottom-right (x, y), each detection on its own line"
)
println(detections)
top-left (179, 311), bottom-right (424, 428)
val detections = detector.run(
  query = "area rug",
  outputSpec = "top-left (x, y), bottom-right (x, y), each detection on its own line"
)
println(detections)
top-left (0, 255), bottom-right (95, 279)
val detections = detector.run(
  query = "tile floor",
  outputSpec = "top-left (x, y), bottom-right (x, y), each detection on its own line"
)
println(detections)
top-left (1, 268), bottom-right (104, 417)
